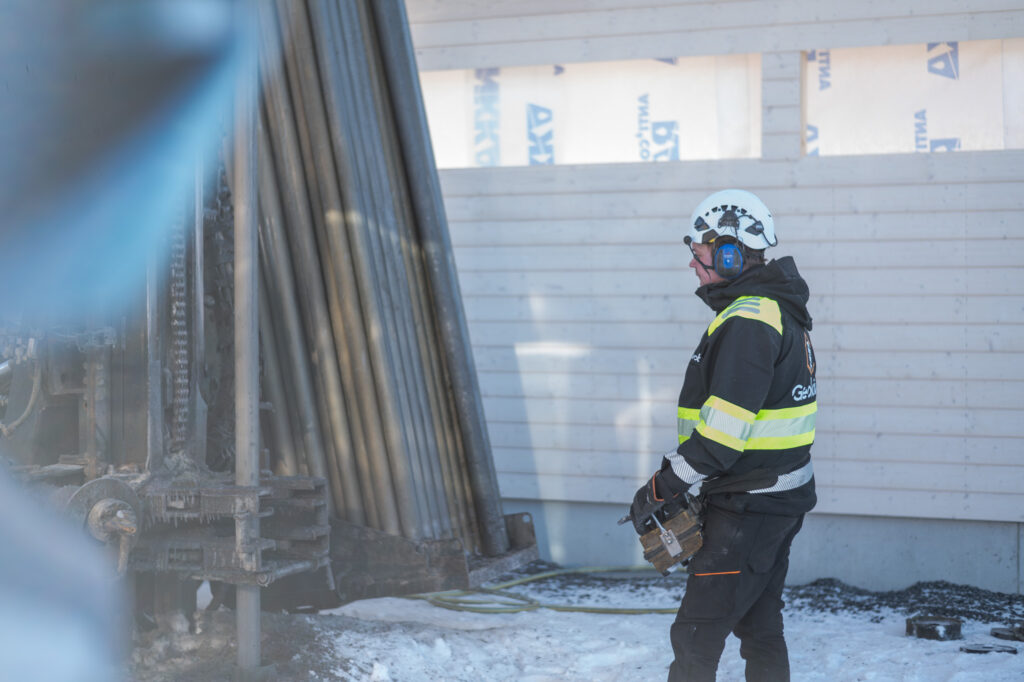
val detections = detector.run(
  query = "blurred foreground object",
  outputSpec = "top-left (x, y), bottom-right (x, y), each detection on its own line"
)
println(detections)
top-left (0, 4), bottom-right (534, 678)
top-left (0, 467), bottom-right (125, 681)
top-left (0, 0), bottom-right (247, 316)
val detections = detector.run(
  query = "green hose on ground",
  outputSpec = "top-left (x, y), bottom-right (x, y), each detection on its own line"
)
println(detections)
top-left (406, 566), bottom-right (681, 615)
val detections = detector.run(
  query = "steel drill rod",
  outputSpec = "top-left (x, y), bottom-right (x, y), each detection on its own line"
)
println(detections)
top-left (259, 3), bottom-right (337, 483)
top-left (374, 0), bottom-right (506, 553)
top-left (346, 0), bottom-right (451, 540)
top-left (351, 0), bottom-right (462, 540)
top-left (278, 0), bottom-right (387, 531)
top-left (258, 1), bottom-right (366, 522)
top-left (315, 0), bottom-right (426, 532)
top-left (381, 129), bottom-right (473, 547)
top-left (145, 243), bottom-right (164, 471)
top-left (379, 74), bottom-right (475, 549)
top-left (255, 115), bottom-right (330, 482)
top-left (369, 0), bottom-right (510, 555)
top-left (255, 104), bottom-right (342, 505)
top-left (342, 0), bottom-right (452, 540)
top-left (191, 159), bottom-right (209, 468)
top-left (255, 117), bottom-right (325, 481)
top-left (259, 0), bottom-right (351, 513)
top-left (305, 0), bottom-right (428, 538)
top-left (344, 1), bottom-right (462, 543)
top-left (257, 267), bottom-right (299, 477)
top-left (232, 14), bottom-right (262, 670)
top-left (337, 0), bottom-right (453, 539)
top-left (256, 213), bottom-right (308, 479)
top-left (275, 0), bottom-right (401, 531)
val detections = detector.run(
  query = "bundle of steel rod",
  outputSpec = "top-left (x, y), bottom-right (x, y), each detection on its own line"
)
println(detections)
top-left (251, 0), bottom-right (508, 557)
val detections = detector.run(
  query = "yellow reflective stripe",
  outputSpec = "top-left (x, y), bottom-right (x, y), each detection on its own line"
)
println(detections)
top-left (707, 296), bottom-right (782, 336)
top-left (693, 396), bottom-right (756, 452)
top-left (678, 407), bottom-right (699, 444)
top-left (706, 396), bottom-right (756, 424)
top-left (680, 401), bottom-right (817, 451)
top-left (696, 422), bottom-right (746, 451)
top-left (756, 403), bottom-right (817, 420)
top-left (678, 407), bottom-right (701, 420)
top-left (748, 402), bottom-right (816, 450)
top-left (745, 431), bottom-right (815, 450)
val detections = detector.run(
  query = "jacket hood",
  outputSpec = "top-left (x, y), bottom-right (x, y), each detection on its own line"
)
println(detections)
top-left (695, 256), bottom-right (813, 330)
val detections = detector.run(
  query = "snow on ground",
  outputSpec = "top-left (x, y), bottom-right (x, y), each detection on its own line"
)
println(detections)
top-left (130, 568), bottom-right (1024, 681)
top-left (321, 598), bottom-right (1021, 682)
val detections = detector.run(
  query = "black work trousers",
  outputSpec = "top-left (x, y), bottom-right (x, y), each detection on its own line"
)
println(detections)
top-left (668, 505), bottom-right (804, 682)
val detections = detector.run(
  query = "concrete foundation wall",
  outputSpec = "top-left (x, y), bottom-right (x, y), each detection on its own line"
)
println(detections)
top-left (507, 499), bottom-right (1024, 595)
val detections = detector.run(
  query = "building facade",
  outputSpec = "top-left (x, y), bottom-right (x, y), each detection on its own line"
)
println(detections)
top-left (407, 0), bottom-right (1024, 593)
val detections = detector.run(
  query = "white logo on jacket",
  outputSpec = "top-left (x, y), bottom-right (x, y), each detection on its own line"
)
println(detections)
top-left (791, 377), bottom-right (817, 401)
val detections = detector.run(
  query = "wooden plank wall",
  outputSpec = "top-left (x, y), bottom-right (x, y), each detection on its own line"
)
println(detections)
top-left (406, 0), bottom-right (1024, 523)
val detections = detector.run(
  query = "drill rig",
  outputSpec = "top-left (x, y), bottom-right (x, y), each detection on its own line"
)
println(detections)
top-left (0, 0), bottom-right (535, 648)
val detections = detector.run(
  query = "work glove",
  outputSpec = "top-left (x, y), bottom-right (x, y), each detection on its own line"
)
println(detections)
top-left (629, 469), bottom-right (686, 536)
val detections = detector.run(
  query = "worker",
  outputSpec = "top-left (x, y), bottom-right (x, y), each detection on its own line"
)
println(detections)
top-left (629, 189), bottom-right (817, 682)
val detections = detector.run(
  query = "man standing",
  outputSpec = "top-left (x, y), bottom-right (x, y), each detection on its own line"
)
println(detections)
top-left (630, 189), bottom-right (817, 682)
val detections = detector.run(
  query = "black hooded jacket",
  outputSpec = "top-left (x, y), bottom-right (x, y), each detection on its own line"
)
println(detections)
top-left (662, 256), bottom-right (817, 515)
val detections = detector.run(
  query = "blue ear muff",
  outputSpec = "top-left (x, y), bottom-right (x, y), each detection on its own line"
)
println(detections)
top-left (713, 242), bottom-right (744, 279)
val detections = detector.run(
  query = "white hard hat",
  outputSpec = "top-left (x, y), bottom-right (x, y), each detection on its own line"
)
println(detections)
top-left (685, 189), bottom-right (777, 250)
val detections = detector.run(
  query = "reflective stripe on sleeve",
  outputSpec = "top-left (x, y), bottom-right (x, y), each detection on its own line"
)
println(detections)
top-left (678, 400), bottom-right (816, 452)
top-left (665, 448), bottom-right (707, 485)
top-left (695, 396), bottom-right (756, 452)
top-left (677, 407), bottom-right (700, 444)
top-left (747, 402), bottom-right (816, 450)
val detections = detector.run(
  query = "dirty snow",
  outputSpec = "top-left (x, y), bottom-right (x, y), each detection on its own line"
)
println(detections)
top-left (129, 568), bottom-right (1024, 681)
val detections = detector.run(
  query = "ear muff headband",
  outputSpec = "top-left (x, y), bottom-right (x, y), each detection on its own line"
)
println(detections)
top-left (713, 241), bottom-right (744, 279)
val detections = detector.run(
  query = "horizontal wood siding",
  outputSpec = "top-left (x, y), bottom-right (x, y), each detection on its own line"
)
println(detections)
top-left (408, 1), bottom-right (1024, 523)
top-left (408, 1), bottom-right (1024, 70)
top-left (438, 152), bottom-right (1024, 523)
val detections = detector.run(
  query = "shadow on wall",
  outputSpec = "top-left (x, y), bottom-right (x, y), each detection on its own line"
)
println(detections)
top-left (492, 341), bottom-right (673, 565)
